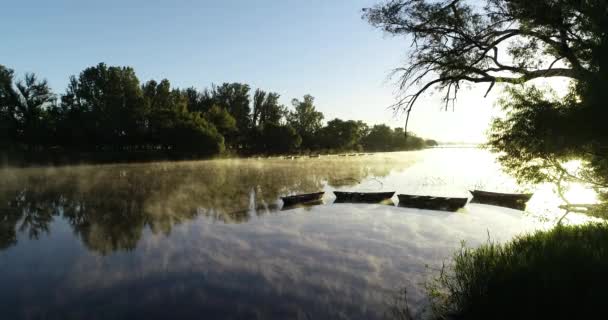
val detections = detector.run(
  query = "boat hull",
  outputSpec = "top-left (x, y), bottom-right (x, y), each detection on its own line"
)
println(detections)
top-left (333, 191), bottom-right (395, 204)
top-left (469, 190), bottom-right (533, 210)
top-left (397, 194), bottom-right (468, 212)
top-left (281, 192), bottom-right (325, 207)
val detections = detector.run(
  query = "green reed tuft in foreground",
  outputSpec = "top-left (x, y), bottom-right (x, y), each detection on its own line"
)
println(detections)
top-left (427, 223), bottom-right (608, 320)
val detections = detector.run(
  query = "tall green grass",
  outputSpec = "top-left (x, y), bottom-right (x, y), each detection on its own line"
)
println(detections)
top-left (427, 223), bottom-right (608, 320)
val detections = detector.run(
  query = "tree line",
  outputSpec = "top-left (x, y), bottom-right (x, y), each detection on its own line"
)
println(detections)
top-left (0, 63), bottom-right (436, 163)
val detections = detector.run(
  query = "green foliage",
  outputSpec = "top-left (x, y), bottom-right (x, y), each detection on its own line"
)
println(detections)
top-left (487, 83), bottom-right (608, 217)
top-left (165, 112), bottom-right (225, 155)
top-left (0, 66), bottom-right (15, 149)
top-left (287, 95), bottom-right (324, 149)
top-left (0, 66), bottom-right (55, 150)
top-left (252, 89), bottom-right (285, 128)
top-left (488, 86), bottom-right (583, 184)
top-left (428, 223), bottom-right (608, 320)
top-left (362, 124), bottom-right (393, 151)
top-left (319, 118), bottom-right (368, 151)
top-left (362, 125), bottom-right (427, 152)
top-left (204, 105), bottom-right (237, 136)
top-left (211, 82), bottom-right (251, 132)
top-left (143, 79), bottom-right (225, 154)
top-left (257, 123), bottom-right (301, 154)
top-left (61, 63), bottom-right (146, 149)
top-left (1, 63), bottom-right (437, 164)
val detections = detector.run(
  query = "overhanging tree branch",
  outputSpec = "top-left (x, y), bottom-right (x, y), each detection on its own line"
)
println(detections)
top-left (363, 0), bottom-right (596, 134)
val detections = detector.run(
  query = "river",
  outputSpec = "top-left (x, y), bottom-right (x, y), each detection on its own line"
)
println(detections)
top-left (0, 148), bottom-right (593, 319)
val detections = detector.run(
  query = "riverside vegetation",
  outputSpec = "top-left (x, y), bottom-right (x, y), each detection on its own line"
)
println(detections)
top-left (0, 63), bottom-right (437, 166)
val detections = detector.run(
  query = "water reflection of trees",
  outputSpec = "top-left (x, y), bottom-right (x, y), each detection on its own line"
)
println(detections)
top-left (0, 156), bottom-right (403, 253)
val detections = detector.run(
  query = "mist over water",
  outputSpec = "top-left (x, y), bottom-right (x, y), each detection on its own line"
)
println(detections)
top-left (0, 149), bottom-right (589, 319)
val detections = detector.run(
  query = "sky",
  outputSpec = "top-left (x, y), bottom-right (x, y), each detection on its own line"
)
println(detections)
top-left (0, 0), bottom-right (502, 143)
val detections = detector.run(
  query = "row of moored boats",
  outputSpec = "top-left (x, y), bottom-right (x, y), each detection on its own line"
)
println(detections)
top-left (281, 190), bottom-right (533, 211)
top-left (283, 153), bottom-right (373, 159)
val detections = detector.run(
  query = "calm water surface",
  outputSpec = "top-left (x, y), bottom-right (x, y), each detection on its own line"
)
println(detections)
top-left (0, 149), bottom-right (578, 319)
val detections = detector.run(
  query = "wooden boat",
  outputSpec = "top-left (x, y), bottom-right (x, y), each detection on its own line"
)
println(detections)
top-left (469, 190), bottom-right (533, 210)
top-left (338, 154), bottom-right (347, 157)
top-left (334, 191), bottom-right (395, 203)
top-left (397, 194), bottom-right (468, 212)
top-left (281, 192), bottom-right (325, 207)
top-left (348, 153), bottom-right (357, 156)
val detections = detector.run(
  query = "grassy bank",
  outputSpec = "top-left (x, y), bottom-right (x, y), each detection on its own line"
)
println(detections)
top-left (427, 223), bottom-right (608, 320)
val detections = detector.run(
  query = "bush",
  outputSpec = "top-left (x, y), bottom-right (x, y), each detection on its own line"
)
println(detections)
top-left (428, 223), bottom-right (608, 320)
top-left (166, 113), bottom-right (225, 155)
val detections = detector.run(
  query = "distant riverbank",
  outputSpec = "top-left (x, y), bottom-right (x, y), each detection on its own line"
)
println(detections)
top-left (1, 145), bottom-right (438, 168)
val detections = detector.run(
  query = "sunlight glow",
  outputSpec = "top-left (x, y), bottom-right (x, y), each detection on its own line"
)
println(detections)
top-left (563, 183), bottom-right (599, 205)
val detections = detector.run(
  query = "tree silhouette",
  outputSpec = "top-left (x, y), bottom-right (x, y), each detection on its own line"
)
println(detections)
top-left (1, 62), bottom-right (435, 165)
top-left (287, 95), bottom-right (324, 150)
top-left (365, 0), bottom-right (608, 209)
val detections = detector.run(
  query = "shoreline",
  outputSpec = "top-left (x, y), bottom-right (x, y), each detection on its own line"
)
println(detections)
top-left (0, 147), bottom-right (440, 169)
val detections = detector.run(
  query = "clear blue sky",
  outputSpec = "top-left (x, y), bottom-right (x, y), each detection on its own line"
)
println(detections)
top-left (1, 0), bottom-right (497, 142)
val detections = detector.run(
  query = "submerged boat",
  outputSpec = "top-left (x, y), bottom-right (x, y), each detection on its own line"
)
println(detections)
top-left (281, 192), bottom-right (325, 207)
top-left (469, 190), bottom-right (533, 210)
top-left (333, 191), bottom-right (395, 203)
top-left (397, 194), bottom-right (468, 212)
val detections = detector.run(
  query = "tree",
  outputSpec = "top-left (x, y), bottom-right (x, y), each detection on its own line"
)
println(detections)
top-left (287, 95), bottom-right (324, 149)
top-left (167, 112), bottom-right (225, 155)
top-left (212, 83), bottom-right (251, 130)
top-left (362, 124), bottom-right (394, 151)
top-left (260, 92), bottom-right (285, 126)
top-left (12, 73), bottom-right (56, 148)
top-left (362, 125), bottom-right (427, 151)
top-left (425, 139), bottom-right (439, 147)
top-left (198, 82), bottom-right (251, 149)
top-left (364, 0), bottom-right (608, 210)
top-left (143, 79), bottom-right (224, 154)
top-left (0, 66), bottom-right (55, 150)
top-left (183, 87), bottom-right (205, 113)
top-left (319, 118), bottom-right (368, 151)
top-left (252, 89), bottom-right (265, 127)
top-left (363, 0), bottom-right (604, 122)
top-left (61, 63), bottom-right (146, 150)
top-left (204, 104), bottom-right (237, 136)
top-left (252, 89), bottom-right (285, 128)
top-left (258, 123), bottom-right (301, 154)
top-left (395, 128), bottom-right (426, 150)
top-left (0, 65), bottom-right (18, 150)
